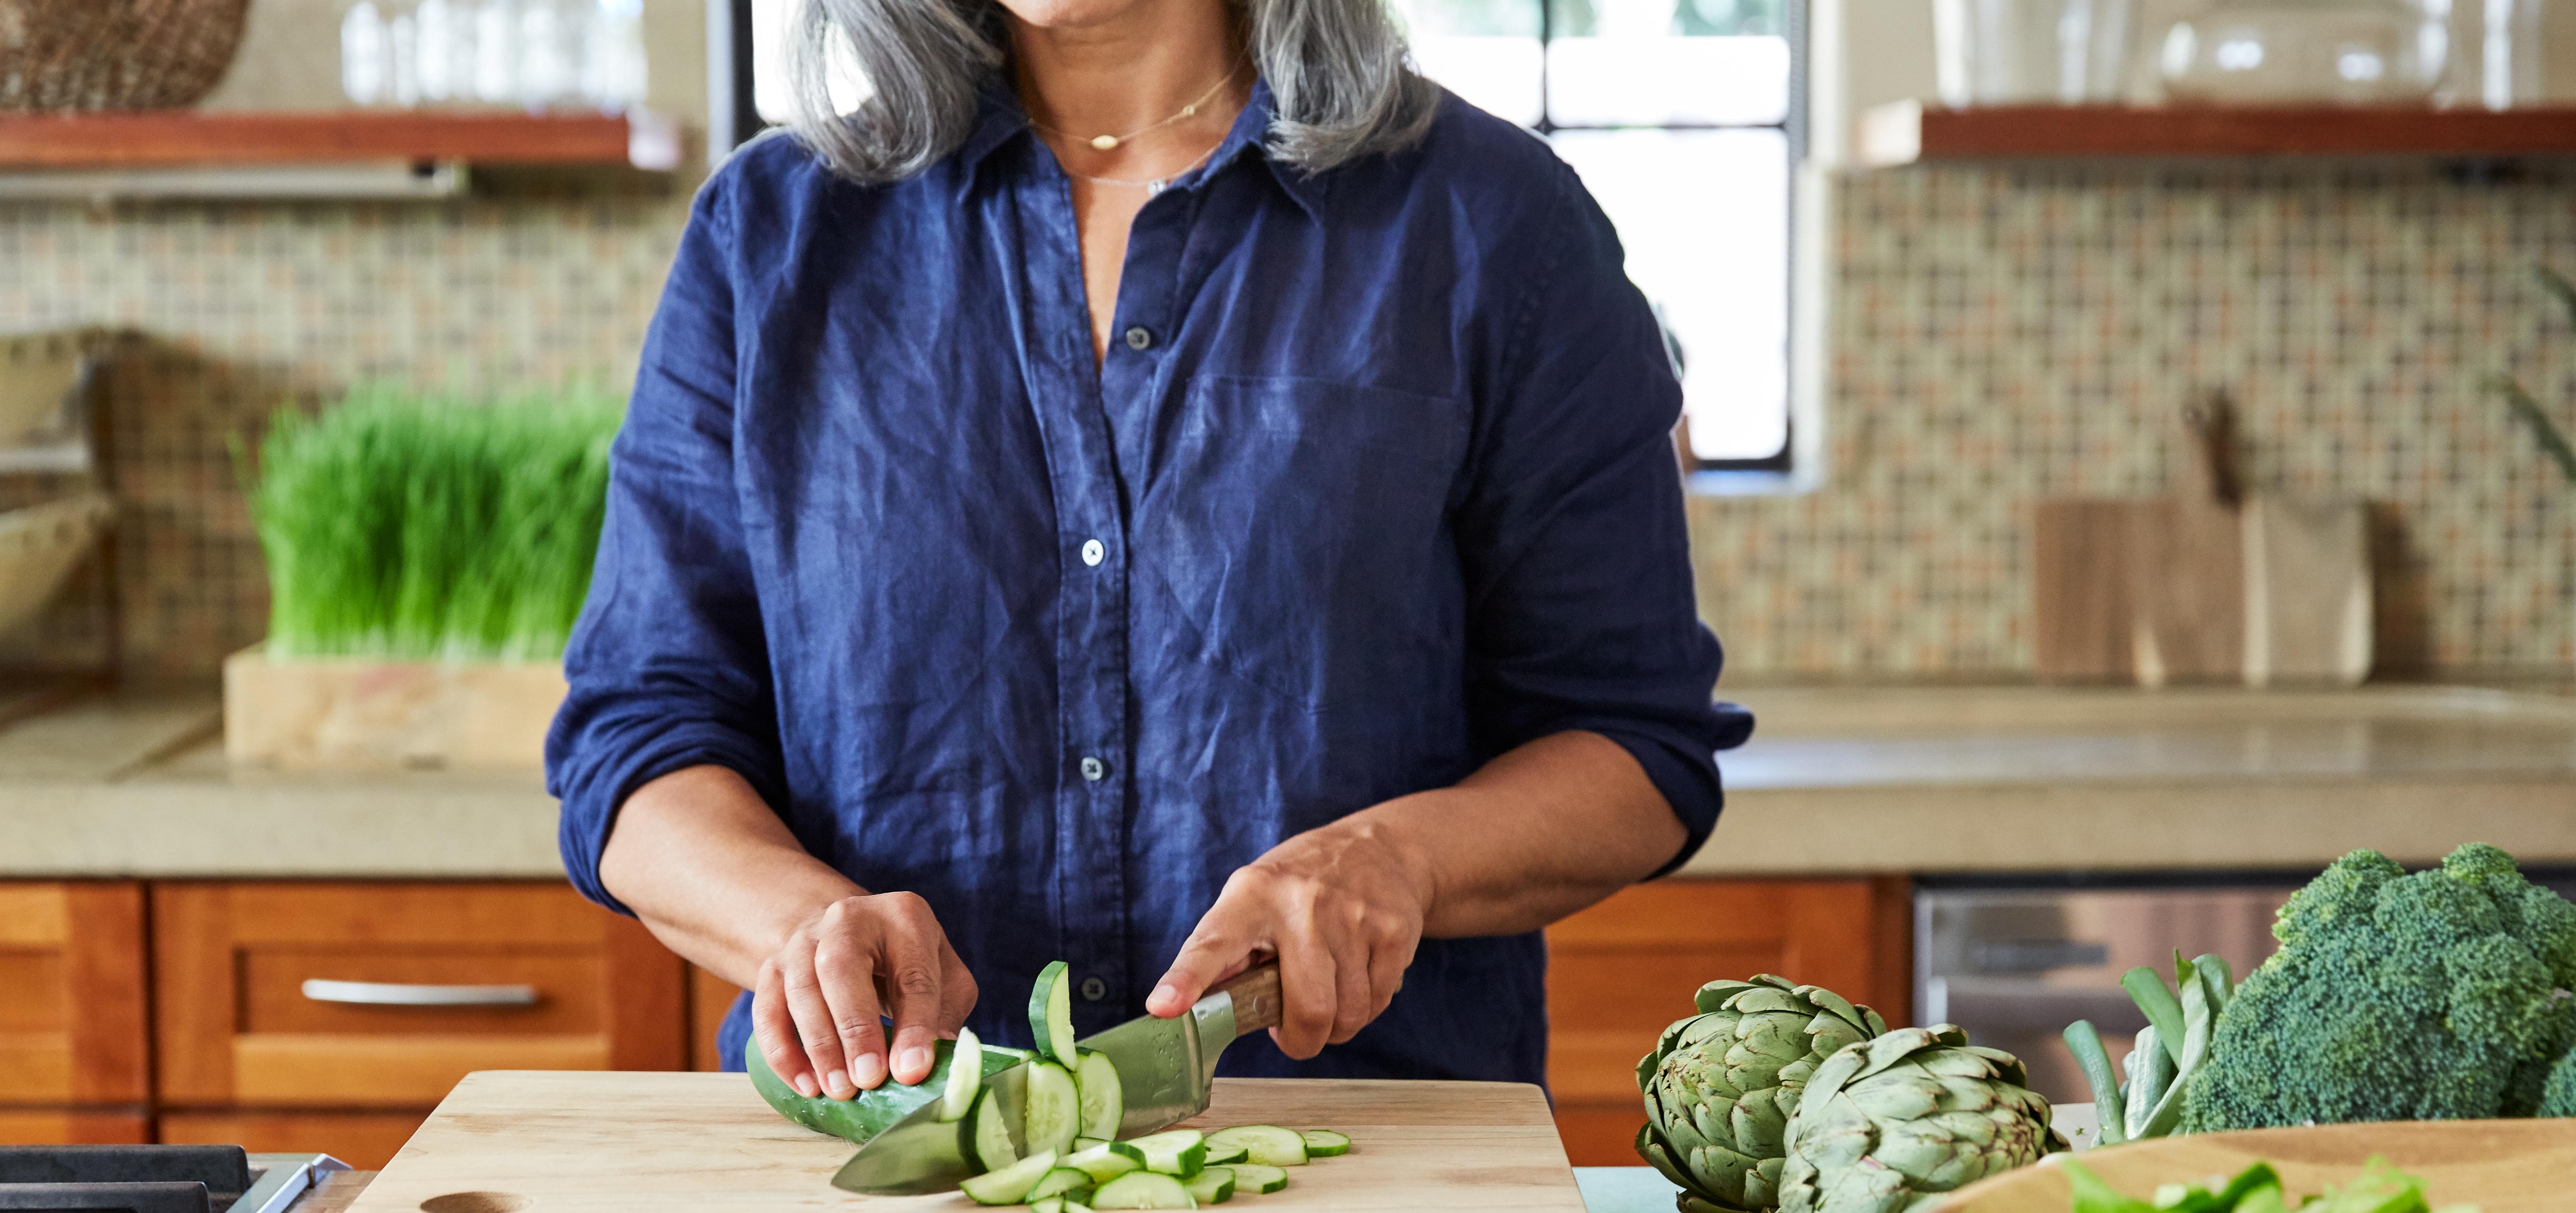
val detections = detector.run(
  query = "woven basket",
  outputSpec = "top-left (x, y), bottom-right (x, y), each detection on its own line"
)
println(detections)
top-left (0, 0), bottom-right (252, 112)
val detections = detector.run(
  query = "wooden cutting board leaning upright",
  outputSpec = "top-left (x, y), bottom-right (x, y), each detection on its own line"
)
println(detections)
top-left (2032, 393), bottom-right (2372, 687)
top-left (346, 1071), bottom-right (1589, 1211)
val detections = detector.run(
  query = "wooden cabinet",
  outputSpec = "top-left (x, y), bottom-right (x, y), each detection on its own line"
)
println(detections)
top-left (1544, 878), bottom-right (1912, 1167)
top-left (159, 1111), bottom-right (430, 1171)
top-left (689, 967), bottom-right (747, 1073)
top-left (0, 881), bottom-right (148, 1143)
top-left (153, 882), bottom-right (685, 1109)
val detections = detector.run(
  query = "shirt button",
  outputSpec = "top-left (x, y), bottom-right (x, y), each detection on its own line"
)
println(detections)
top-left (1079, 756), bottom-right (1106, 781)
top-left (1080, 538), bottom-right (1105, 566)
top-left (1080, 976), bottom-right (1108, 1002)
top-left (1123, 325), bottom-right (1153, 351)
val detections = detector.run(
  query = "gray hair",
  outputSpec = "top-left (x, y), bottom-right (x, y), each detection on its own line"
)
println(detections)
top-left (781, 0), bottom-right (1439, 185)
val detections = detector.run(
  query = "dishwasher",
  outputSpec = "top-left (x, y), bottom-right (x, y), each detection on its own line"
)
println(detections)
top-left (1915, 870), bottom-right (2576, 1106)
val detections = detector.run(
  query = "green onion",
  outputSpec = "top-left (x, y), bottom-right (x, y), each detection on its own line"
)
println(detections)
top-left (246, 386), bottom-right (622, 663)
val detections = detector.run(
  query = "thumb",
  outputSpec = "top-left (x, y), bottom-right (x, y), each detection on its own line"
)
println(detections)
top-left (1151, 903), bottom-right (1261, 1019)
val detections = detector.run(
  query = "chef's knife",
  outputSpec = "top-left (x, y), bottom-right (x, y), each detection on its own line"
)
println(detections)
top-left (830, 961), bottom-right (1284, 1195)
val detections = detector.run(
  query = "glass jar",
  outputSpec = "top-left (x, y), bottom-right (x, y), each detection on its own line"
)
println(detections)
top-left (2158, 0), bottom-right (2449, 103)
top-left (1934, 0), bottom-right (2138, 105)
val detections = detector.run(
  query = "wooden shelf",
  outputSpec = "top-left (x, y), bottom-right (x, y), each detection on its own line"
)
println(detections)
top-left (1859, 100), bottom-right (2576, 167)
top-left (0, 109), bottom-right (683, 172)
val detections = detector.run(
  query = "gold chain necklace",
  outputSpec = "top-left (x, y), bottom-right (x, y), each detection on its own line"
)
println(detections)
top-left (1066, 134), bottom-right (1223, 195)
top-left (1029, 59), bottom-right (1246, 152)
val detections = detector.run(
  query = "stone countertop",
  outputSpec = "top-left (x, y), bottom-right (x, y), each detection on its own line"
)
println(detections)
top-left (3, 681), bottom-right (2572, 880)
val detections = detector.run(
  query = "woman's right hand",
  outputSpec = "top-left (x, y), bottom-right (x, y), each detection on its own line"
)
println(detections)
top-left (753, 890), bottom-right (978, 1099)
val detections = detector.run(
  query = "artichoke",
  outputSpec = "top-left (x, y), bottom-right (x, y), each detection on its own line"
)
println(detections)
top-left (1776, 1024), bottom-right (2067, 1213)
top-left (1635, 975), bottom-right (1889, 1213)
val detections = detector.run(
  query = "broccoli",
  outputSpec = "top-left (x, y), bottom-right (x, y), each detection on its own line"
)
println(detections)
top-left (2181, 843), bottom-right (2576, 1130)
top-left (2545, 1048), bottom-right (2576, 1118)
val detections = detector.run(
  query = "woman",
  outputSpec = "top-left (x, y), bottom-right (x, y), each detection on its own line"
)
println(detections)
top-left (547, 0), bottom-right (1750, 1102)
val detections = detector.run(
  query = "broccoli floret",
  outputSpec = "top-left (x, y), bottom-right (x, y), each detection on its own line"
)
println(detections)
top-left (2181, 843), bottom-right (2576, 1130)
top-left (2545, 1048), bottom-right (2576, 1118)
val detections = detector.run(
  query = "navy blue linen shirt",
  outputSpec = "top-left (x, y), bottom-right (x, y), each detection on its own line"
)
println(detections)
top-left (548, 78), bottom-right (1751, 1086)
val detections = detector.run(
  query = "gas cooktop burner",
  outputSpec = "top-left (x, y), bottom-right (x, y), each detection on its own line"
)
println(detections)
top-left (0, 1145), bottom-right (348, 1213)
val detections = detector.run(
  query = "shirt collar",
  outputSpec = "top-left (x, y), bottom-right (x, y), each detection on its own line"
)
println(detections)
top-left (953, 75), bottom-right (1328, 222)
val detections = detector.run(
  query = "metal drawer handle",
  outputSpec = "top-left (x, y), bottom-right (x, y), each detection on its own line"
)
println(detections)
top-left (301, 978), bottom-right (540, 1007)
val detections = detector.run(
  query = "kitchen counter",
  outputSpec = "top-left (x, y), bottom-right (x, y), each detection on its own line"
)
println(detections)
top-left (3, 681), bottom-right (2571, 879)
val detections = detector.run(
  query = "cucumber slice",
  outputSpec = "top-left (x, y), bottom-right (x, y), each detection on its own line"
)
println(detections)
top-left (1091, 1172), bottom-right (1198, 1210)
top-left (1074, 1049), bottom-right (1125, 1140)
top-left (1184, 1167), bottom-right (1236, 1205)
top-left (1224, 1163), bottom-right (1288, 1194)
top-left (1031, 960), bottom-right (1077, 1065)
top-left (1064, 1141), bottom-right (1142, 1184)
top-left (1297, 1128), bottom-right (1350, 1157)
top-left (967, 1086), bottom-right (1017, 1173)
top-left (1023, 1060), bottom-right (1082, 1157)
top-left (1204, 1126), bottom-right (1306, 1167)
top-left (936, 1026), bottom-right (984, 1122)
top-left (1074, 1136), bottom-right (1112, 1151)
top-left (961, 1149), bottom-right (1059, 1206)
top-left (1201, 1142), bottom-right (1247, 1166)
top-left (1110, 1129), bottom-right (1207, 1178)
top-left (1029, 1167), bottom-right (1095, 1203)
top-left (1034, 1202), bottom-right (1097, 1213)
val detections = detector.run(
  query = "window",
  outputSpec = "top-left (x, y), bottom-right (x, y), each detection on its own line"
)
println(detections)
top-left (1392, 0), bottom-right (1800, 469)
top-left (718, 0), bottom-right (1800, 469)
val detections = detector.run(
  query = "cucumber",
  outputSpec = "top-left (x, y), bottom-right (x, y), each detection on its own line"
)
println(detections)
top-left (1029, 1167), bottom-right (1095, 1203)
top-left (1184, 1167), bottom-right (1236, 1205)
top-left (1033, 1201), bottom-right (1097, 1213)
top-left (1031, 960), bottom-right (1077, 1065)
top-left (938, 1026), bottom-right (984, 1121)
top-left (1064, 1141), bottom-right (1142, 1184)
top-left (967, 1086), bottom-right (1018, 1172)
top-left (1111, 1129), bottom-right (1207, 1178)
top-left (1201, 1141), bottom-right (1247, 1166)
top-left (1023, 1059), bottom-right (1082, 1157)
top-left (1075, 1049), bottom-right (1125, 1140)
top-left (1224, 1163), bottom-right (1288, 1194)
top-left (1204, 1126), bottom-right (1306, 1167)
top-left (1074, 1136), bottom-right (1112, 1151)
top-left (746, 1034), bottom-right (1018, 1144)
top-left (961, 1149), bottom-right (1058, 1205)
top-left (1091, 1172), bottom-right (1198, 1209)
top-left (1297, 1128), bottom-right (1350, 1157)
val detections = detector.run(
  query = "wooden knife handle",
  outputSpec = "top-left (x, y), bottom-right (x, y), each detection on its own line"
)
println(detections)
top-left (1212, 961), bottom-right (1283, 1036)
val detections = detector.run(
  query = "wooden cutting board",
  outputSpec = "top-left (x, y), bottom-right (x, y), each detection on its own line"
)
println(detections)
top-left (346, 1071), bottom-right (1586, 1212)
top-left (1935, 1120), bottom-right (2576, 1213)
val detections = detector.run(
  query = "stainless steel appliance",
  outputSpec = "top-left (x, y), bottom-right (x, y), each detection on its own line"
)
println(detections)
top-left (1917, 872), bottom-right (2576, 1106)
top-left (0, 1146), bottom-right (347, 1213)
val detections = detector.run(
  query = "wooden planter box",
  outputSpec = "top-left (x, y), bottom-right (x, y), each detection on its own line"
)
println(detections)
top-left (222, 647), bottom-right (565, 771)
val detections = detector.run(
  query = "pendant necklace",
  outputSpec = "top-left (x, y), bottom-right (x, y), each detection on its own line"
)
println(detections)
top-left (1031, 59), bottom-right (1246, 152)
top-left (1067, 136), bottom-right (1223, 196)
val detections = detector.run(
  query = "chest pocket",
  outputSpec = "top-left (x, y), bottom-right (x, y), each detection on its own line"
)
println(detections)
top-left (1135, 374), bottom-right (1469, 711)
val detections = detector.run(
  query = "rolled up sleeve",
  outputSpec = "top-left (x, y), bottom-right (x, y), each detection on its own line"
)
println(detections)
top-left (1454, 159), bottom-right (1752, 876)
top-left (546, 179), bottom-right (784, 914)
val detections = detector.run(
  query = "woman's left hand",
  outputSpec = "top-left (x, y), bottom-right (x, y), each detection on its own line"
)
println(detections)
top-left (1145, 812), bottom-right (1438, 1058)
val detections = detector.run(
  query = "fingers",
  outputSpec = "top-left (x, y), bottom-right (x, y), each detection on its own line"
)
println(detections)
top-left (809, 914), bottom-right (888, 1093)
top-left (753, 959), bottom-right (819, 1099)
top-left (876, 893), bottom-right (948, 1086)
top-left (1269, 893), bottom-right (1341, 1059)
top-left (781, 936), bottom-right (863, 1099)
top-left (1152, 893), bottom-right (1261, 1018)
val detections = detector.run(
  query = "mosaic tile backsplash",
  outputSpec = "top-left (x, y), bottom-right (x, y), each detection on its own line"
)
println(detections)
top-left (3, 160), bottom-right (2571, 679)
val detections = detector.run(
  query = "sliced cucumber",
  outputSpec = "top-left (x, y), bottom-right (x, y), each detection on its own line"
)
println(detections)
top-left (1091, 1172), bottom-right (1198, 1210)
top-left (1074, 1049), bottom-right (1125, 1140)
top-left (1297, 1128), bottom-right (1350, 1157)
top-left (1184, 1167), bottom-right (1236, 1205)
top-left (936, 1026), bottom-right (984, 1122)
top-left (1034, 1202), bottom-right (1097, 1213)
top-left (1204, 1126), bottom-right (1306, 1167)
top-left (1110, 1129), bottom-right (1207, 1178)
top-left (1031, 959), bottom-right (1078, 1065)
top-left (966, 1086), bottom-right (1017, 1173)
top-left (1224, 1163), bottom-right (1288, 1194)
top-left (987, 1044), bottom-right (1036, 1062)
top-left (1029, 1167), bottom-right (1095, 1203)
top-left (961, 1148), bottom-right (1058, 1206)
top-left (1201, 1141), bottom-right (1247, 1166)
top-left (1063, 1141), bottom-right (1142, 1184)
top-left (1074, 1136), bottom-right (1112, 1151)
top-left (1023, 1059), bottom-right (1082, 1157)
top-left (746, 1034), bottom-right (1015, 1144)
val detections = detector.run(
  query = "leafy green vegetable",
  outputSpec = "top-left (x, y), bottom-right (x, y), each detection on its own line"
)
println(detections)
top-left (245, 386), bottom-right (621, 662)
top-left (2067, 1158), bottom-right (2472, 1213)
top-left (2060, 952), bottom-right (2230, 1145)
top-left (2182, 843), bottom-right (2576, 1131)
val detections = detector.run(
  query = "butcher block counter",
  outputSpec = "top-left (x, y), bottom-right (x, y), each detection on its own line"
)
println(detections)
top-left (6, 680), bottom-right (2572, 878)
top-left (344, 1072), bottom-right (1583, 1212)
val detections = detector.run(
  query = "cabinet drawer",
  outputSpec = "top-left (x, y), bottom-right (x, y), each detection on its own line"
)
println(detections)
top-left (160, 1110), bottom-right (428, 1170)
top-left (0, 882), bottom-right (147, 1106)
top-left (154, 882), bottom-right (684, 1107)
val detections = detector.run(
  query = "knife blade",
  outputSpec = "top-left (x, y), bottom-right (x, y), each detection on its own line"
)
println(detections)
top-left (830, 961), bottom-right (1283, 1195)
